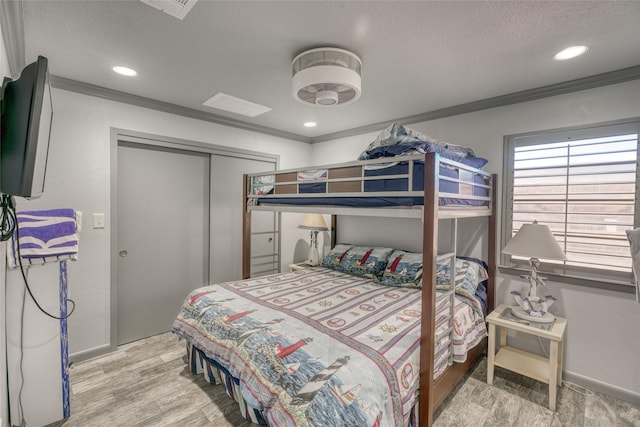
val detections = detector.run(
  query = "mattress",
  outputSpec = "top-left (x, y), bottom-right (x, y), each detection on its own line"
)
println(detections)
top-left (172, 267), bottom-right (486, 427)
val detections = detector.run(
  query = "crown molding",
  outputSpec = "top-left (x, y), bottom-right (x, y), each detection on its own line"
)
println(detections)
top-left (310, 64), bottom-right (640, 143)
top-left (49, 64), bottom-right (640, 145)
top-left (49, 76), bottom-right (311, 143)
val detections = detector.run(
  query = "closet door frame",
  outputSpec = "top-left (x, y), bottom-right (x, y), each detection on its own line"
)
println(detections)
top-left (109, 128), bottom-right (278, 351)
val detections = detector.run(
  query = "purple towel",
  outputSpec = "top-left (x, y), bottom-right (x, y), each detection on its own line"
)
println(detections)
top-left (8, 209), bottom-right (81, 268)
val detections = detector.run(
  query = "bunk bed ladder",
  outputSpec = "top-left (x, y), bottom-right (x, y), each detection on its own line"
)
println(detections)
top-left (250, 211), bottom-right (281, 276)
top-left (243, 174), bottom-right (281, 278)
top-left (446, 218), bottom-right (457, 368)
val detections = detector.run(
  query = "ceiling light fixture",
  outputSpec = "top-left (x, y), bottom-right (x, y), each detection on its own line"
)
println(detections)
top-left (292, 47), bottom-right (362, 107)
top-left (112, 66), bottom-right (138, 76)
top-left (304, 122), bottom-right (317, 128)
top-left (554, 45), bottom-right (588, 61)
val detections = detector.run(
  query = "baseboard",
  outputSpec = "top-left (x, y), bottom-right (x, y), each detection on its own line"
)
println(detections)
top-left (564, 370), bottom-right (640, 405)
top-left (69, 343), bottom-right (113, 364)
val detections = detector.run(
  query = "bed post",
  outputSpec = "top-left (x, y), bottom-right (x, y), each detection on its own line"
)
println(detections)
top-left (242, 174), bottom-right (251, 279)
top-left (487, 174), bottom-right (498, 313)
top-left (330, 215), bottom-right (337, 249)
top-left (420, 152), bottom-right (439, 426)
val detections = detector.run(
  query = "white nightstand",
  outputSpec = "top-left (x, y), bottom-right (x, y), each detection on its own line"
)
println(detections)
top-left (486, 304), bottom-right (567, 411)
top-left (288, 262), bottom-right (310, 272)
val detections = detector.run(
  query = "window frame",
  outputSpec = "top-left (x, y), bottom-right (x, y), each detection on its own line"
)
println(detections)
top-left (501, 118), bottom-right (640, 292)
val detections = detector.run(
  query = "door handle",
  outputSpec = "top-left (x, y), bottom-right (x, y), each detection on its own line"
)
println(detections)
top-left (119, 250), bottom-right (128, 257)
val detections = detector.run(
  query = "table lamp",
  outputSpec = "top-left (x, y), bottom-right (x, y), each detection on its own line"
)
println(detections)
top-left (502, 221), bottom-right (567, 323)
top-left (298, 214), bottom-right (329, 266)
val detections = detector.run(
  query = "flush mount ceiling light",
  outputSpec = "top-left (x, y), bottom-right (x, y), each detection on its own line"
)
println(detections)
top-left (304, 121), bottom-right (317, 128)
top-left (554, 45), bottom-right (588, 61)
top-left (292, 47), bottom-right (362, 107)
top-left (113, 66), bottom-right (138, 76)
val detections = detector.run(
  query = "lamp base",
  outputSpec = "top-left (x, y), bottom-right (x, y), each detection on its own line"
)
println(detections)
top-left (307, 245), bottom-right (320, 266)
top-left (511, 306), bottom-right (555, 323)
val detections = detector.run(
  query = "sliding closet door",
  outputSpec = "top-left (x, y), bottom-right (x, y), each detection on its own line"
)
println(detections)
top-left (117, 142), bottom-right (209, 345)
top-left (210, 155), bottom-right (277, 282)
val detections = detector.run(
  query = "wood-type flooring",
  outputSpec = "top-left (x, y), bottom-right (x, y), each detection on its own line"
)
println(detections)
top-left (44, 332), bottom-right (640, 427)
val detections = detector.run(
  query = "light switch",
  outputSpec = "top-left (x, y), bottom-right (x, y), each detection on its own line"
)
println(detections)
top-left (93, 213), bottom-right (105, 229)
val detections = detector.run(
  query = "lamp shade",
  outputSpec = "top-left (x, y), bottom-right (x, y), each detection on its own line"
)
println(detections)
top-left (298, 214), bottom-right (329, 231)
top-left (502, 222), bottom-right (567, 261)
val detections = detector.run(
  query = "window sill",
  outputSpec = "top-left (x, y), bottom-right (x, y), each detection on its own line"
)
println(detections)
top-left (498, 265), bottom-right (636, 294)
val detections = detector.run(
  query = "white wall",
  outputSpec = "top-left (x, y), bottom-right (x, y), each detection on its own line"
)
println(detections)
top-left (312, 80), bottom-right (640, 402)
top-left (16, 89), bottom-right (312, 358)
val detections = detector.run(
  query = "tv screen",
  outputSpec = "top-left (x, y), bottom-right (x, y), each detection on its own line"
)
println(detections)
top-left (0, 55), bottom-right (53, 199)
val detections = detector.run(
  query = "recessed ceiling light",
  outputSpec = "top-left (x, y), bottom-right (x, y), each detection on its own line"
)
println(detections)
top-left (554, 46), bottom-right (588, 61)
top-left (112, 66), bottom-right (138, 76)
top-left (304, 122), bottom-right (317, 128)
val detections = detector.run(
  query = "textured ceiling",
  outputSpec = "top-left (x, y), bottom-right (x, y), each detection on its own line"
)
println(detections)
top-left (20, 0), bottom-right (640, 140)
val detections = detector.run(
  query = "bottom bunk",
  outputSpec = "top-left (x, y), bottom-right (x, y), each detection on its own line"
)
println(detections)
top-left (172, 261), bottom-right (489, 426)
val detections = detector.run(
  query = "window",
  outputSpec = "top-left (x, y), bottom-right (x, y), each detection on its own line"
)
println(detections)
top-left (503, 120), bottom-right (640, 285)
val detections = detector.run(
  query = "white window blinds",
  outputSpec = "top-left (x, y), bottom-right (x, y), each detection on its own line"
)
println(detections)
top-left (505, 121), bottom-right (639, 280)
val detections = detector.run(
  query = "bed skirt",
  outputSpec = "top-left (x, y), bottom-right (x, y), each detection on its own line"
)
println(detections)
top-left (184, 340), bottom-right (419, 426)
top-left (187, 341), bottom-right (268, 424)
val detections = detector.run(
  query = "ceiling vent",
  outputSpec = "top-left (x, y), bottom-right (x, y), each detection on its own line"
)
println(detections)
top-left (292, 47), bottom-right (362, 107)
top-left (140, 0), bottom-right (198, 20)
top-left (203, 93), bottom-right (272, 117)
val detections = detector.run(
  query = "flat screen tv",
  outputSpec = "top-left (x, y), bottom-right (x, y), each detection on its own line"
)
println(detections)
top-left (0, 55), bottom-right (53, 199)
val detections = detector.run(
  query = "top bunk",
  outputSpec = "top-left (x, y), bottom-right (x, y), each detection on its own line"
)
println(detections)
top-left (245, 123), bottom-right (494, 219)
top-left (246, 152), bottom-right (493, 219)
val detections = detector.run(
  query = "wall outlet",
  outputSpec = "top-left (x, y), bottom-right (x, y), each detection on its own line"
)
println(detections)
top-left (93, 213), bottom-right (105, 229)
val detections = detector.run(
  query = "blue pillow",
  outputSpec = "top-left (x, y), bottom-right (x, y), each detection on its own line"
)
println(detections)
top-left (320, 244), bottom-right (353, 272)
top-left (436, 258), bottom-right (488, 316)
top-left (341, 246), bottom-right (394, 278)
top-left (441, 143), bottom-right (477, 158)
top-left (459, 156), bottom-right (488, 169)
top-left (376, 250), bottom-right (423, 287)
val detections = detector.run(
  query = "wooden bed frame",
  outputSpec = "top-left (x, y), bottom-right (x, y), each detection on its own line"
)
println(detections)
top-left (242, 152), bottom-right (497, 426)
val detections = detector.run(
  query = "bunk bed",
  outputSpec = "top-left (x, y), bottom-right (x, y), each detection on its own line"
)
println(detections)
top-left (173, 150), bottom-right (497, 427)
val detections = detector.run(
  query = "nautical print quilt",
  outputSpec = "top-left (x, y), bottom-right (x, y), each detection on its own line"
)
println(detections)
top-left (172, 267), bottom-right (486, 427)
